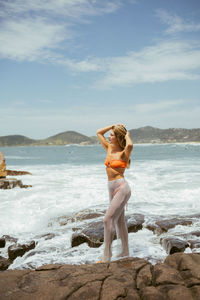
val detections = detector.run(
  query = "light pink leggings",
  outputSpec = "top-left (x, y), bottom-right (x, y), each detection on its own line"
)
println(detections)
top-left (103, 178), bottom-right (131, 262)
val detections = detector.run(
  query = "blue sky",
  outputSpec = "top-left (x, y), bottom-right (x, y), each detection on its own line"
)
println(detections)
top-left (0, 0), bottom-right (200, 138)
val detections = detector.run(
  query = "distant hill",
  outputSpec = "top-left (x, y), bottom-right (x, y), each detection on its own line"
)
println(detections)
top-left (130, 126), bottom-right (200, 143)
top-left (0, 127), bottom-right (199, 146)
top-left (0, 131), bottom-right (95, 147)
top-left (40, 131), bottom-right (93, 145)
top-left (0, 135), bottom-right (36, 146)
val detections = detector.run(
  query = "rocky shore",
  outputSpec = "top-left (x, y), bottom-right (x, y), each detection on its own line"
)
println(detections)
top-left (0, 253), bottom-right (200, 299)
top-left (0, 209), bottom-right (200, 298)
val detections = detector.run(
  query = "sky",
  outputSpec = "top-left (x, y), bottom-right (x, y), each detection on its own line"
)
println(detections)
top-left (0, 0), bottom-right (200, 139)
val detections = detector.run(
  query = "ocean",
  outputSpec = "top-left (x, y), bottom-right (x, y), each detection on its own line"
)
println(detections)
top-left (0, 143), bottom-right (200, 269)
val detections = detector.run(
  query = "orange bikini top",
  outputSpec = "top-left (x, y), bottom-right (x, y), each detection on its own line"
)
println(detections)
top-left (105, 158), bottom-right (128, 169)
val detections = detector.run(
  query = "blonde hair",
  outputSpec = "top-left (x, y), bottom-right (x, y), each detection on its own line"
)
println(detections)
top-left (113, 124), bottom-right (131, 168)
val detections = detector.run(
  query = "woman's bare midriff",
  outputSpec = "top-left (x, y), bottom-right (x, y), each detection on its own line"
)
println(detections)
top-left (106, 166), bottom-right (125, 181)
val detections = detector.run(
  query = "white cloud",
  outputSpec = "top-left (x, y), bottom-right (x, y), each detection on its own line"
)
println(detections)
top-left (73, 40), bottom-right (200, 88)
top-left (0, 0), bottom-right (121, 19)
top-left (156, 9), bottom-right (200, 34)
top-left (0, 17), bottom-right (68, 61)
top-left (0, 0), bottom-right (122, 61)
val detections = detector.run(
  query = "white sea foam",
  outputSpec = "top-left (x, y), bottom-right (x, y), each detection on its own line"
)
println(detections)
top-left (0, 144), bottom-right (200, 269)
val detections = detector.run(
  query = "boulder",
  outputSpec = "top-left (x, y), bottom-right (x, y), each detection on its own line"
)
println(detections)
top-left (8, 241), bottom-right (36, 261)
top-left (0, 254), bottom-right (199, 299)
top-left (160, 237), bottom-right (189, 254)
top-left (126, 213), bottom-right (145, 232)
top-left (0, 178), bottom-right (23, 189)
top-left (0, 238), bottom-right (6, 248)
top-left (155, 218), bottom-right (193, 233)
top-left (2, 235), bottom-right (18, 243)
top-left (0, 178), bottom-right (32, 189)
top-left (71, 214), bottom-right (144, 248)
top-left (0, 256), bottom-right (11, 271)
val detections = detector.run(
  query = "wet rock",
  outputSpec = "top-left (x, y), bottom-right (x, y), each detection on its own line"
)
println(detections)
top-left (0, 254), bottom-right (199, 299)
top-left (21, 184), bottom-right (32, 188)
top-left (71, 214), bottom-right (144, 248)
top-left (72, 221), bottom-right (104, 248)
top-left (6, 170), bottom-right (32, 176)
top-left (188, 240), bottom-right (200, 250)
top-left (146, 223), bottom-right (160, 234)
top-left (0, 256), bottom-right (11, 271)
top-left (8, 241), bottom-right (36, 261)
top-left (155, 218), bottom-right (193, 233)
top-left (2, 235), bottom-right (18, 243)
top-left (0, 238), bottom-right (6, 248)
top-left (190, 231), bottom-right (200, 237)
top-left (74, 209), bottom-right (105, 221)
top-left (0, 178), bottom-right (23, 189)
top-left (126, 213), bottom-right (145, 232)
top-left (160, 237), bottom-right (189, 254)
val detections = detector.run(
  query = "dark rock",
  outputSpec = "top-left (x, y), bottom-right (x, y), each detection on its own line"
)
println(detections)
top-left (6, 170), bottom-right (32, 176)
top-left (188, 239), bottom-right (200, 249)
top-left (8, 241), bottom-right (36, 261)
top-left (2, 235), bottom-right (18, 243)
top-left (126, 213), bottom-right (145, 232)
top-left (160, 237), bottom-right (189, 254)
top-left (21, 184), bottom-right (32, 188)
top-left (0, 254), bottom-right (199, 299)
top-left (0, 238), bottom-right (6, 248)
top-left (155, 218), bottom-right (193, 233)
top-left (190, 231), bottom-right (200, 237)
top-left (71, 214), bottom-right (144, 248)
top-left (0, 256), bottom-right (11, 271)
top-left (0, 178), bottom-right (23, 189)
top-left (146, 223), bottom-right (160, 234)
top-left (72, 221), bottom-right (104, 248)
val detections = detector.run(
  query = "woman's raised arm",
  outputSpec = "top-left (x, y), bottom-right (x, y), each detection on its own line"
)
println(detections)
top-left (96, 125), bottom-right (113, 150)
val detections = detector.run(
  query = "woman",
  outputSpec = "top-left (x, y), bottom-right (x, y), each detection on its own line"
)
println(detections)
top-left (96, 124), bottom-right (133, 262)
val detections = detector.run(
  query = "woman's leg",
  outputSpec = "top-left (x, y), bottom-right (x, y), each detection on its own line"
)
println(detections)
top-left (103, 182), bottom-right (131, 262)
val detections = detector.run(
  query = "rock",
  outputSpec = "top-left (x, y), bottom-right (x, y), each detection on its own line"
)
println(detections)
top-left (155, 218), bottom-right (193, 233)
top-left (153, 262), bottom-right (184, 286)
top-left (0, 238), bottom-right (6, 248)
top-left (0, 178), bottom-right (32, 189)
top-left (0, 151), bottom-right (7, 178)
top-left (21, 184), bottom-right (32, 188)
top-left (72, 221), bottom-right (104, 248)
top-left (0, 178), bottom-right (23, 189)
top-left (190, 231), bottom-right (200, 237)
top-left (160, 237), bottom-right (189, 254)
top-left (188, 240), bottom-right (200, 250)
top-left (126, 213), bottom-right (145, 232)
top-left (165, 252), bottom-right (200, 288)
top-left (0, 254), bottom-right (199, 299)
top-left (71, 214), bottom-right (144, 248)
top-left (2, 235), bottom-right (18, 243)
top-left (8, 241), bottom-right (36, 261)
top-left (6, 170), bottom-right (32, 176)
top-left (0, 256), bottom-right (11, 271)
